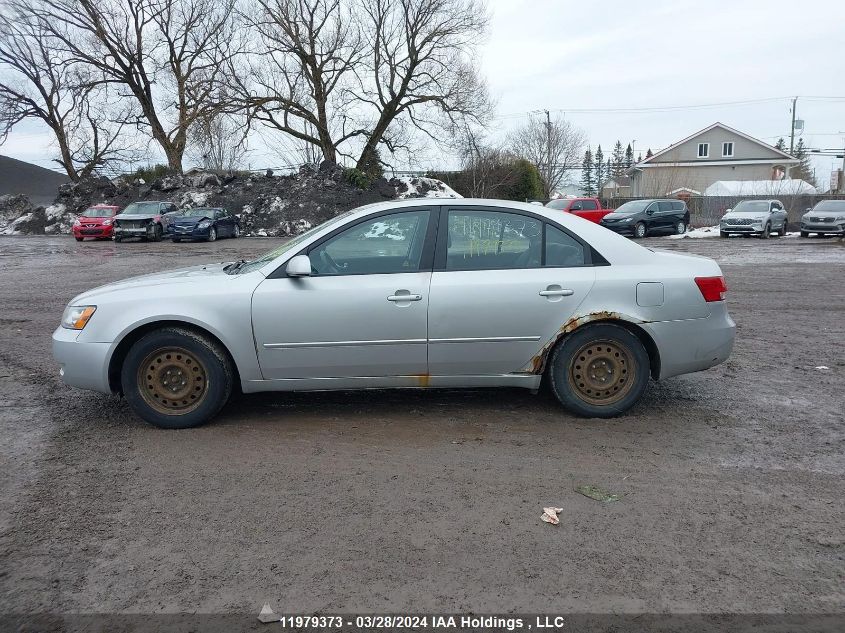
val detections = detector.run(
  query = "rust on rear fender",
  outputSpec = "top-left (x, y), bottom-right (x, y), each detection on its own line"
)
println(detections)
top-left (519, 311), bottom-right (645, 375)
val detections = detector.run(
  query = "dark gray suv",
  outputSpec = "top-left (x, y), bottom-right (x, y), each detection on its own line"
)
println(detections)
top-left (599, 199), bottom-right (691, 238)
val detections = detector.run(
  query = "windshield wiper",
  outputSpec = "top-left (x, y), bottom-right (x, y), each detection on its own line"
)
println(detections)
top-left (224, 259), bottom-right (247, 274)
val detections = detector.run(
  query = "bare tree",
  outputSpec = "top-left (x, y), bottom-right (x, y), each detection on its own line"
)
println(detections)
top-left (0, 7), bottom-right (134, 179)
top-left (235, 0), bottom-right (366, 164)
top-left (188, 108), bottom-right (249, 171)
top-left (24, 0), bottom-right (240, 173)
top-left (508, 114), bottom-right (586, 198)
top-left (354, 0), bottom-right (492, 170)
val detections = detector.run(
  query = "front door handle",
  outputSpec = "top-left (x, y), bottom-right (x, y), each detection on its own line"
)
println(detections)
top-left (539, 289), bottom-right (574, 297)
top-left (388, 293), bottom-right (422, 302)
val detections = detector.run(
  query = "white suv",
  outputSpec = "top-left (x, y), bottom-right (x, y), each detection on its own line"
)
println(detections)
top-left (719, 199), bottom-right (788, 238)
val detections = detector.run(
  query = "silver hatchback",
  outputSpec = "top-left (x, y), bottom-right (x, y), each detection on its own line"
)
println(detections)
top-left (53, 199), bottom-right (735, 428)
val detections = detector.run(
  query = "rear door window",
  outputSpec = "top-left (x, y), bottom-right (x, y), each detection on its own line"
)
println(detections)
top-left (446, 210), bottom-right (543, 271)
top-left (580, 200), bottom-right (599, 210)
top-left (545, 224), bottom-right (587, 267)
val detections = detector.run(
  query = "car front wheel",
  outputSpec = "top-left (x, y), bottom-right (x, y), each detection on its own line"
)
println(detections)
top-left (207, 227), bottom-right (217, 242)
top-left (633, 222), bottom-right (647, 238)
top-left (800, 231), bottom-right (809, 238)
top-left (548, 323), bottom-right (650, 418)
top-left (760, 223), bottom-right (770, 239)
top-left (121, 327), bottom-right (233, 429)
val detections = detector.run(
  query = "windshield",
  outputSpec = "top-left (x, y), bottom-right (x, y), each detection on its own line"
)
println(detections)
top-left (183, 208), bottom-right (218, 217)
top-left (81, 207), bottom-right (116, 217)
top-left (732, 200), bottom-right (770, 213)
top-left (122, 202), bottom-right (162, 214)
top-left (813, 200), bottom-right (845, 212)
top-left (613, 200), bottom-right (650, 215)
top-left (234, 211), bottom-right (354, 275)
top-left (546, 199), bottom-right (570, 210)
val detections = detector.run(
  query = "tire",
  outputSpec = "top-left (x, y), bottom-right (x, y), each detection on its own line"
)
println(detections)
top-left (800, 231), bottom-right (809, 238)
top-left (173, 238), bottom-right (181, 243)
top-left (207, 227), bottom-right (217, 242)
top-left (778, 221), bottom-right (788, 236)
top-left (74, 237), bottom-right (83, 242)
top-left (675, 220), bottom-right (687, 235)
top-left (121, 327), bottom-right (233, 429)
top-left (633, 222), bottom-right (647, 239)
top-left (233, 224), bottom-right (240, 238)
top-left (548, 323), bottom-right (650, 418)
top-left (760, 223), bottom-right (770, 239)
top-left (114, 236), bottom-right (122, 243)
top-left (151, 224), bottom-right (163, 242)
top-left (720, 231), bottom-right (729, 238)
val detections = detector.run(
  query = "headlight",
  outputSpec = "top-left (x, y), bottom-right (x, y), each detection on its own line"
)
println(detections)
top-left (197, 220), bottom-right (212, 229)
top-left (620, 217), bottom-right (633, 223)
top-left (73, 219), bottom-right (81, 226)
top-left (102, 219), bottom-right (112, 226)
top-left (61, 305), bottom-right (96, 330)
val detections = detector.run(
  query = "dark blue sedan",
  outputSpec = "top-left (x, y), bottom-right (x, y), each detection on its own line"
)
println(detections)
top-left (168, 208), bottom-right (241, 242)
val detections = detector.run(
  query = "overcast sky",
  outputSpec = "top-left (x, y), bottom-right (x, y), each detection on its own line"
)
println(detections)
top-left (3, 0), bottom-right (844, 186)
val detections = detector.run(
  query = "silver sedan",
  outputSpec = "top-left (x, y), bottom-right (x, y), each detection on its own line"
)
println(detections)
top-left (53, 199), bottom-right (736, 428)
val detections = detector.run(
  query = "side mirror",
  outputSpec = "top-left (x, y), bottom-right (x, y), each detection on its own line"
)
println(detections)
top-left (286, 254), bottom-right (312, 277)
top-left (570, 204), bottom-right (582, 211)
top-left (646, 208), bottom-right (654, 215)
top-left (725, 208), bottom-right (732, 213)
top-left (805, 207), bottom-right (811, 213)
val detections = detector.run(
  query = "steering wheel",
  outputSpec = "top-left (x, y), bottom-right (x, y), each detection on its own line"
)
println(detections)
top-left (316, 249), bottom-right (340, 274)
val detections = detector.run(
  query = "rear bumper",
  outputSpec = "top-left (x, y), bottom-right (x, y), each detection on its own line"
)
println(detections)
top-left (642, 304), bottom-right (735, 380)
top-left (52, 327), bottom-right (112, 394)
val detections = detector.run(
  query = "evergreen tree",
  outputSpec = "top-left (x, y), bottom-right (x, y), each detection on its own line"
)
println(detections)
top-left (624, 143), bottom-right (634, 167)
top-left (774, 138), bottom-right (786, 151)
top-left (645, 148), bottom-right (654, 159)
top-left (594, 145), bottom-right (604, 190)
top-left (611, 140), bottom-right (625, 176)
top-left (580, 148), bottom-right (594, 196)
top-left (792, 138), bottom-right (816, 185)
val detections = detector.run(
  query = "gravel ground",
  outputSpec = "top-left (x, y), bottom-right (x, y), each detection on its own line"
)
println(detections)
top-left (0, 235), bottom-right (843, 625)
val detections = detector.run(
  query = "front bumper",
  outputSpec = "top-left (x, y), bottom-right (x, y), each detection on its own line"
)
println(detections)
top-left (73, 226), bottom-right (113, 238)
top-left (113, 226), bottom-right (153, 237)
top-left (642, 303), bottom-right (735, 380)
top-left (169, 225), bottom-right (212, 239)
top-left (52, 327), bottom-right (113, 394)
top-left (801, 223), bottom-right (845, 234)
top-left (720, 224), bottom-right (764, 233)
top-left (599, 222), bottom-right (635, 234)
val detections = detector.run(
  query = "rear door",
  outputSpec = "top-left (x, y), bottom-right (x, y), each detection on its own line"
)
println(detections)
top-left (655, 201), bottom-right (677, 230)
top-left (251, 208), bottom-right (436, 380)
top-left (578, 199), bottom-right (602, 222)
top-left (427, 206), bottom-right (596, 376)
top-left (771, 201), bottom-right (787, 229)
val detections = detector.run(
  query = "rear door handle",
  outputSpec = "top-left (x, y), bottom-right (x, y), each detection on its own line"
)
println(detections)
top-left (388, 294), bottom-right (422, 302)
top-left (539, 289), bottom-right (574, 297)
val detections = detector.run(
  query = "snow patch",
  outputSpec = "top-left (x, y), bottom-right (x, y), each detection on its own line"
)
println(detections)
top-left (395, 176), bottom-right (462, 199)
top-left (667, 225), bottom-right (721, 239)
top-left (179, 190), bottom-right (212, 208)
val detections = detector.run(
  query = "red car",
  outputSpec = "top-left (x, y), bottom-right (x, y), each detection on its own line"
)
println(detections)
top-left (72, 205), bottom-right (121, 241)
top-left (545, 197), bottom-right (614, 223)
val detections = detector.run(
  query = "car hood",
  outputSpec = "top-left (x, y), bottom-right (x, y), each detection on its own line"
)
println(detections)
top-left (722, 211), bottom-right (769, 219)
top-left (802, 209), bottom-right (845, 220)
top-left (78, 216), bottom-right (112, 222)
top-left (70, 263), bottom-right (231, 303)
top-left (601, 211), bottom-right (638, 219)
top-left (171, 215), bottom-right (210, 226)
top-left (114, 213), bottom-right (158, 221)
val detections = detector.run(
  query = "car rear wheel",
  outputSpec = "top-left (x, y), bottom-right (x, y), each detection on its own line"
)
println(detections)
top-left (548, 323), bottom-right (650, 418)
top-left (233, 225), bottom-right (240, 238)
top-left (121, 327), bottom-right (233, 429)
top-left (778, 221), bottom-right (788, 236)
top-left (634, 222), bottom-right (647, 239)
top-left (675, 220), bottom-right (687, 235)
top-left (207, 227), bottom-right (217, 242)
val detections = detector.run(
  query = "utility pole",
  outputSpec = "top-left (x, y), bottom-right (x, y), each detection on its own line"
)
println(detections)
top-left (789, 97), bottom-right (798, 155)
top-left (544, 109), bottom-right (552, 198)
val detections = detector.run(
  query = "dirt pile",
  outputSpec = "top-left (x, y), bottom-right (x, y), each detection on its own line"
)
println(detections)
top-left (1, 162), bottom-right (460, 237)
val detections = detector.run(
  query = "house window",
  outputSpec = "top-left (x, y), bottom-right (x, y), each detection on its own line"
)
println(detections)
top-left (697, 143), bottom-right (709, 158)
top-left (722, 142), bottom-right (734, 157)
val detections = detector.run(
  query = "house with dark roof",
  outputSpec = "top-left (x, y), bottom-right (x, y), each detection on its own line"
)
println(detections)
top-left (627, 123), bottom-right (798, 197)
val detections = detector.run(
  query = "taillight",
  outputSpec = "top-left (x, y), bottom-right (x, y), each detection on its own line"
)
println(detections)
top-left (695, 276), bottom-right (727, 302)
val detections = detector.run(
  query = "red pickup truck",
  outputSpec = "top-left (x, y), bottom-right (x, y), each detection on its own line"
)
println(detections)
top-left (545, 197), bottom-right (614, 223)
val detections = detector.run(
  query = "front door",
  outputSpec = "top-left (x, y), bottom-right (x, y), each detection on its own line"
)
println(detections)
top-left (427, 207), bottom-right (596, 376)
top-left (251, 209), bottom-right (435, 380)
